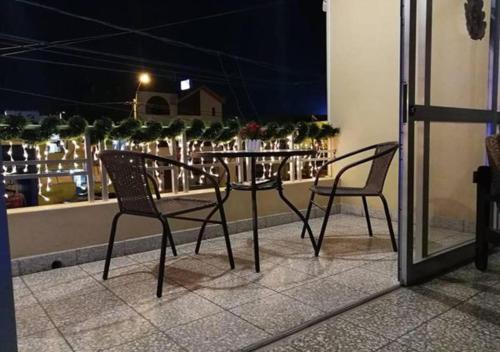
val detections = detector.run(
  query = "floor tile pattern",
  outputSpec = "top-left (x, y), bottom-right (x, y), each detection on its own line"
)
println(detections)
top-left (261, 250), bottom-right (500, 352)
top-left (15, 214), bottom-right (399, 351)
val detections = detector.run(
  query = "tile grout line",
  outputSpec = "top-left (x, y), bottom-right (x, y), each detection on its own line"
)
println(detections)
top-left (19, 275), bottom-right (77, 352)
top-left (83, 265), bottom-right (193, 352)
top-left (341, 286), bottom-right (485, 349)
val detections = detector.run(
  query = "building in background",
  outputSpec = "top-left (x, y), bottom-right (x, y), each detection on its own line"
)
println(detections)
top-left (136, 85), bottom-right (223, 124)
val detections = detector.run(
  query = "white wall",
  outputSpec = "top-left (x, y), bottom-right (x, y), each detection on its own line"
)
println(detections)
top-left (327, 0), bottom-right (401, 211)
top-left (200, 91), bottom-right (223, 117)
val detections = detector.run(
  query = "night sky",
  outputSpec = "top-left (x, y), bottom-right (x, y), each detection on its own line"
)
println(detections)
top-left (0, 0), bottom-right (326, 122)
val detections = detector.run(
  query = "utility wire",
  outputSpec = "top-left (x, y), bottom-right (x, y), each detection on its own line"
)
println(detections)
top-left (1, 1), bottom-right (282, 55)
top-left (217, 54), bottom-right (244, 119)
top-left (236, 58), bottom-right (259, 118)
top-left (0, 33), bottom-right (320, 86)
top-left (15, 0), bottom-right (296, 74)
top-left (0, 87), bottom-right (130, 113)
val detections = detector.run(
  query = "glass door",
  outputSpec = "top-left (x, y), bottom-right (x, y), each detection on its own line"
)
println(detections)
top-left (400, 0), bottom-right (499, 284)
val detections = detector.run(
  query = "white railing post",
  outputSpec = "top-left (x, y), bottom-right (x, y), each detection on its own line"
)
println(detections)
top-left (236, 136), bottom-right (244, 182)
top-left (99, 141), bottom-right (109, 201)
top-left (170, 137), bottom-right (179, 194)
top-left (180, 132), bottom-right (189, 193)
top-left (296, 142), bottom-right (303, 181)
top-left (84, 131), bottom-right (95, 202)
top-left (288, 135), bottom-right (295, 182)
top-left (328, 136), bottom-right (335, 177)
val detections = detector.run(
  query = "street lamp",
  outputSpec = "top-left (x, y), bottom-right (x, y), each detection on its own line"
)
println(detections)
top-left (133, 72), bottom-right (151, 120)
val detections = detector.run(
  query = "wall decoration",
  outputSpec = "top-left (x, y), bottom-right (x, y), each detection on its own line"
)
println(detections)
top-left (465, 0), bottom-right (487, 40)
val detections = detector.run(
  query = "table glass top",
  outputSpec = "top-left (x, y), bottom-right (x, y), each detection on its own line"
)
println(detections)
top-left (193, 149), bottom-right (316, 158)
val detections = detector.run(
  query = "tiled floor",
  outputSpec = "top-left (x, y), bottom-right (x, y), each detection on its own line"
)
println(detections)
top-left (13, 213), bottom-right (486, 352)
top-left (258, 250), bottom-right (500, 352)
top-left (13, 214), bottom-right (399, 352)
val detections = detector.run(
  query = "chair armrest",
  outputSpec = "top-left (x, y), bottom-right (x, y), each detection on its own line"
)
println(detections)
top-left (313, 143), bottom-right (384, 185)
top-left (327, 146), bottom-right (398, 195)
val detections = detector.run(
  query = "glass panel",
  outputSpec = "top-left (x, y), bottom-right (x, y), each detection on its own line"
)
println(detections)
top-left (430, 0), bottom-right (491, 109)
top-left (412, 121), bottom-right (485, 263)
top-left (426, 122), bottom-right (484, 256)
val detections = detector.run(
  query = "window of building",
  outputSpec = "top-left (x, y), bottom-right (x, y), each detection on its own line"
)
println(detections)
top-left (145, 96), bottom-right (170, 115)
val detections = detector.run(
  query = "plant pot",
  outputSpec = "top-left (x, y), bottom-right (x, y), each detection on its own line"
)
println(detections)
top-left (245, 139), bottom-right (262, 152)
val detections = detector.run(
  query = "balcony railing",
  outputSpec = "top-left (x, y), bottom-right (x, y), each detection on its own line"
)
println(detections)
top-left (2, 128), bottom-right (336, 208)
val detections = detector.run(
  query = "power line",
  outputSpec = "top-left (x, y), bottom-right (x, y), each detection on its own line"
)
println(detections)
top-left (15, 0), bottom-right (296, 74)
top-left (0, 33), bottom-right (323, 88)
top-left (1, 2), bottom-right (282, 55)
top-left (0, 33), bottom-right (237, 80)
top-left (218, 54), bottom-right (244, 119)
top-left (236, 58), bottom-right (259, 118)
top-left (0, 87), bottom-right (130, 113)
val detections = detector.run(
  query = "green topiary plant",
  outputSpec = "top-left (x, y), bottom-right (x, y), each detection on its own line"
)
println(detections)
top-left (275, 123), bottom-right (295, 140)
top-left (88, 117), bottom-right (114, 145)
top-left (293, 122), bottom-right (309, 144)
top-left (161, 119), bottom-right (185, 139)
top-left (132, 121), bottom-right (163, 143)
top-left (60, 116), bottom-right (87, 139)
top-left (215, 119), bottom-right (240, 143)
top-left (39, 116), bottom-right (61, 140)
top-left (262, 122), bottom-right (279, 141)
top-left (0, 115), bottom-right (28, 140)
top-left (185, 119), bottom-right (206, 141)
top-left (202, 122), bottom-right (224, 141)
top-left (316, 124), bottom-right (339, 140)
top-left (109, 118), bottom-right (141, 140)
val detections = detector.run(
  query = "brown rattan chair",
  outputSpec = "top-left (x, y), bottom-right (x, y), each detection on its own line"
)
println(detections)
top-left (475, 135), bottom-right (500, 271)
top-left (301, 142), bottom-right (399, 255)
top-left (99, 150), bottom-right (234, 297)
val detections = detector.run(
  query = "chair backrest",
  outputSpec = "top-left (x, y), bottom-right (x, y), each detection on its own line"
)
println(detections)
top-left (365, 142), bottom-right (399, 194)
top-left (99, 150), bottom-right (159, 217)
top-left (486, 135), bottom-right (500, 197)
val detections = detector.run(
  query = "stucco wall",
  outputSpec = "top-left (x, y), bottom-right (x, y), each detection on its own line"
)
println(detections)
top-left (327, 0), bottom-right (488, 228)
top-left (8, 179), bottom-right (332, 258)
top-left (200, 91), bottom-right (223, 117)
top-left (327, 0), bottom-right (400, 212)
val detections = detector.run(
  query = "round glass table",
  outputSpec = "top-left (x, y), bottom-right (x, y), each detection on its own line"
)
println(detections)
top-left (193, 149), bottom-right (318, 272)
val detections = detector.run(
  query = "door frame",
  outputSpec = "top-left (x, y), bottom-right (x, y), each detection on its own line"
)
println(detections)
top-left (399, 0), bottom-right (500, 285)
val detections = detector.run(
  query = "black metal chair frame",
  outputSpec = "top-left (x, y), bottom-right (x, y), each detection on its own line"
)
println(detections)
top-left (99, 150), bottom-right (234, 297)
top-left (300, 142), bottom-right (399, 256)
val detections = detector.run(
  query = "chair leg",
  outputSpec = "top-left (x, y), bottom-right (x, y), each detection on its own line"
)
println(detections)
top-left (218, 205), bottom-right (235, 269)
top-left (362, 196), bottom-right (374, 237)
top-left (475, 187), bottom-right (490, 271)
top-left (195, 207), bottom-right (218, 254)
top-left (103, 213), bottom-right (121, 280)
top-left (316, 195), bottom-right (335, 256)
top-left (165, 221), bottom-right (177, 257)
top-left (300, 192), bottom-right (315, 239)
top-left (157, 219), bottom-right (172, 298)
top-left (380, 195), bottom-right (397, 252)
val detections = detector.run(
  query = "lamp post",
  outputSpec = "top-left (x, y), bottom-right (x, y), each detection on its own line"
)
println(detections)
top-left (133, 72), bottom-right (151, 120)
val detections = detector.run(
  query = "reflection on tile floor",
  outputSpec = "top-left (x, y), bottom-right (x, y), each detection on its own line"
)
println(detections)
top-left (14, 214), bottom-right (399, 352)
top-left (259, 250), bottom-right (500, 352)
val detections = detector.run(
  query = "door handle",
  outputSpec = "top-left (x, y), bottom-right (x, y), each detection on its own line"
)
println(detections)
top-left (402, 82), bottom-right (408, 123)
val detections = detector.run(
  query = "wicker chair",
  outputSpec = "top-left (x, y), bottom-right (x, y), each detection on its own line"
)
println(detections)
top-left (99, 150), bottom-right (234, 297)
top-left (474, 135), bottom-right (500, 271)
top-left (301, 142), bottom-right (399, 255)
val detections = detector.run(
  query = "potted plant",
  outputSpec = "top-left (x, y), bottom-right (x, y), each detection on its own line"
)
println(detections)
top-left (240, 121), bottom-right (263, 152)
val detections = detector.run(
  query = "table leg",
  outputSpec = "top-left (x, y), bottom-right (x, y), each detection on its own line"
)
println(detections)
top-left (277, 185), bottom-right (318, 254)
top-left (251, 157), bottom-right (260, 272)
top-left (275, 156), bottom-right (318, 254)
top-left (195, 156), bottom-right (232, 254)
